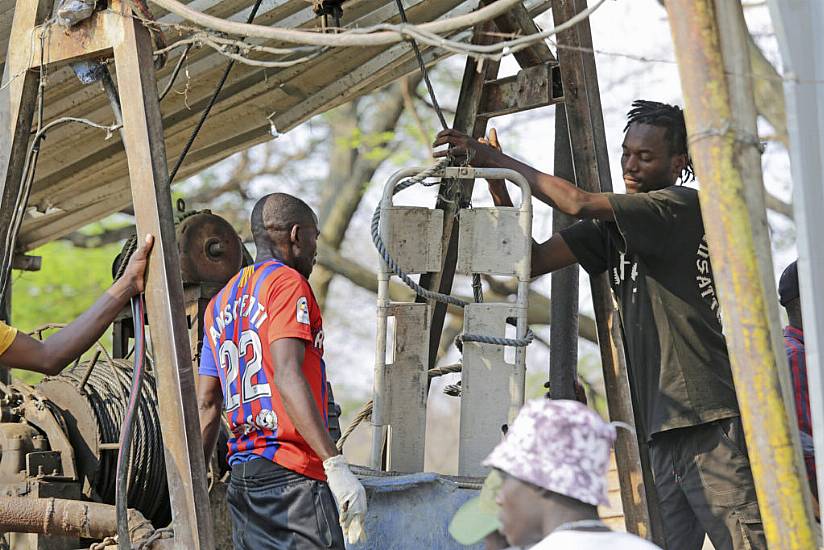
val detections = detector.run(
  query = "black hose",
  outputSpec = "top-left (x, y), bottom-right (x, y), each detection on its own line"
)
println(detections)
top-left (116, 294), bottom-right (147, 549)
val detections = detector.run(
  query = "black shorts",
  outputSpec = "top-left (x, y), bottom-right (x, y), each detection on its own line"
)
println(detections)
top-left (227, 458), bottom-right (345, 550)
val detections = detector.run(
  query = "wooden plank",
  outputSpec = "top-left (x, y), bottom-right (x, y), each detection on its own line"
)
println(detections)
top-left (28, 12), bottom-right (116, 68)
top-left (0, 0), bottom-right (53, 298)
top-left (478, 62), bottom-right (561, 119)
top-left (111, 5), bottom-right (214, 547)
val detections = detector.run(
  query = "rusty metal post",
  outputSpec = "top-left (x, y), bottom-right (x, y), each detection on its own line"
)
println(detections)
top-left (666, 1), bottom-right (816, 547)
top-left (111, 5), bottom-right (214, 548)
top-left (551, 0), bottom-right (663, 541)
top-left (548, 105), bottom-right (579, 400)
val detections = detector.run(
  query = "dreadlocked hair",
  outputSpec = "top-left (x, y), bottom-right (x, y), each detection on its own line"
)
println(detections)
top-left (624, 100), bottom-right (695, 184)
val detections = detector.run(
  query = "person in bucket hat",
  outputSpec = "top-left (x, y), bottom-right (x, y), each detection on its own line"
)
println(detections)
top-left (448, 470), bottom-right (511, 549)
top-left (483, 399), bottom-right (661, 549)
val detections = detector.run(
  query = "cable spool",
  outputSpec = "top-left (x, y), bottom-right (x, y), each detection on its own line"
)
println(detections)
top-left (111, 210), bottom-right (243, 285)
top-left (37, 358), bottom-right (170, 526)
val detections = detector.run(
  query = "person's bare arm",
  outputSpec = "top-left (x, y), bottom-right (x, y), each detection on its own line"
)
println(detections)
top-left (531, 234), bottom-right (578, 278)
top-left (433, 129), bottom-right (614, 220)
top-left (198, 375), bottom-right (224, 463)
top-left (272, 338), bottom-right (339, 461)
top-left (0, 234), bottom-right (154, 376)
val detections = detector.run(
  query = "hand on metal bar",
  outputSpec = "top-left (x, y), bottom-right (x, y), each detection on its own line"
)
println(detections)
top-left (432, 128), bottom-right (502, 168)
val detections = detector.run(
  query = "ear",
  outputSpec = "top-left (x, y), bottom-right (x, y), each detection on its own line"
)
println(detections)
top-left (290, 224), bottom-right (300, 244)
top-left (672, 153), bottom-right (688, 179)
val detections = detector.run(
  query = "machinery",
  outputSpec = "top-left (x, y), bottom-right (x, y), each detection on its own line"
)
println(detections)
top-left (0, 211), bottom-right (241, 549)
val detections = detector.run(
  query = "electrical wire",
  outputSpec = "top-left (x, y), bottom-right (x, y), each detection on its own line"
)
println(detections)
top-left (156, 34), bottom-right (322, 69)
top-left (158, 45), bottom-right (192, 101)
top-left (0, 116), bottom-right (120, 303)
top-left (168, 0), bottom-right (266, 183)
top-left (117, 294), bottom-right (147, 549)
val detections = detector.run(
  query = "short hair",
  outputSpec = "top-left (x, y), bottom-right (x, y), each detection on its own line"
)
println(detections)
top-left (250, 193), bottom-right (316, 248)
top-left (625, 100), bottom-right (695, 184)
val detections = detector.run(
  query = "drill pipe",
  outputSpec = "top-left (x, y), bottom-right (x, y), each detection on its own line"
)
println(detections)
top-left (0, 496), bottom-right (152, 540)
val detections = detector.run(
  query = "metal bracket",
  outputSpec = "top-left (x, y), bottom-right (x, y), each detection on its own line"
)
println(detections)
top-left (382, 207), bottom-right (444, 274)
top-left (478, 62), bottom-right (563, 119)
top-left (25, 451), bottom-right (63, 478)
top-left (383, 303), bottom-right (429, 473)
top-left (456, 208), bottom-right (529, 276)
top-left (458, 303), bottom-right (524, 476)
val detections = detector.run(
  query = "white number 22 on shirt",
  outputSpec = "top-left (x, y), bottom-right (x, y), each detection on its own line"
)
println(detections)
top-left (219, 330), bottom-right (272, 412)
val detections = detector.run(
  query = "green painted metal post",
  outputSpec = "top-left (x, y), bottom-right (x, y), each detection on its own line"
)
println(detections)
top-left (665, 1), bottom-right (817, 547)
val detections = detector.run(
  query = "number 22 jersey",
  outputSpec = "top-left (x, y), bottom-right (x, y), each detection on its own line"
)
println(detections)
top-left (199, 259), bottom-right (328, 480)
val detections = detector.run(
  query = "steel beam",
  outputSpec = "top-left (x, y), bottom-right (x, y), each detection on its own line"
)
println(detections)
top-left (111, 4), bottom-right (214, 548)
top-left (767, 0), bottom-right (824, 532)
top-left (551, 0), bottom-right (663, 541)
top-left (667, 1), bottom-right (816, 546)
top-left (548, 104), bottom-right (579, 401)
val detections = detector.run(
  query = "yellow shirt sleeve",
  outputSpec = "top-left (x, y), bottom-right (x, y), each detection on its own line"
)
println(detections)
top-left (0, 321), bottom-right (18, 356)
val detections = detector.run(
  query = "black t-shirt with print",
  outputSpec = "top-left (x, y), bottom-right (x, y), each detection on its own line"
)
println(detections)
top-left (560, 186), bottom-right (739, 439)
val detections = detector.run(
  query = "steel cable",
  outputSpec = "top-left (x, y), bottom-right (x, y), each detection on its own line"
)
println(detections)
top-left (168, 0), bottom-right (266, 183)
top-left (57, 356), bottom-right (169, 525)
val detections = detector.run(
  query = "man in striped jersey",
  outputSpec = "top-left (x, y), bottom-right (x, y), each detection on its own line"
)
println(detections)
top-left (197, 193), bottom-right (366, 549)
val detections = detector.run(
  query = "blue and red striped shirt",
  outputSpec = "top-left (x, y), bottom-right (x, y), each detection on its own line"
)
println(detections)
top-left (199, 259), bottom-right (328, 480)
top-left (784, 324), bottom-right (817, 498)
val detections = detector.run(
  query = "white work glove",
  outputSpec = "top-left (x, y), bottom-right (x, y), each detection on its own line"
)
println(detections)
top-left (323, 454), bottom-right (368, 544)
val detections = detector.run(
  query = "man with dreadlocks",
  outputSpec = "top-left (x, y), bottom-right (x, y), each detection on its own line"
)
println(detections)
top-left (434, 100), bottom-right (765, 550)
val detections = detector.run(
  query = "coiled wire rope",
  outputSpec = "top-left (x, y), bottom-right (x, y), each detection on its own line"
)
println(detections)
top-left (48, 352), bottom-right (169, 525)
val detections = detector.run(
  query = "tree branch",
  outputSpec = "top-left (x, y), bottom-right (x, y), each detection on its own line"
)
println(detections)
top-left (312, 76), bottom-right (422, 307)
